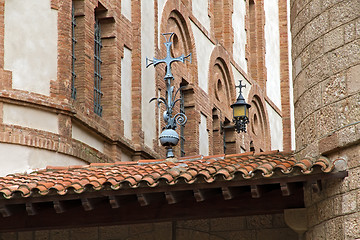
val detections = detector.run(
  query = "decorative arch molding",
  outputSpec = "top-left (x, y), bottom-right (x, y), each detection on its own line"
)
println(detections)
top-left (159, 0), bottom-right (197, 85)
top-left (208, 45), bottom-right (235, 118)
top-left (158, 2), bottom-right (198, 156)
top-left (247, 84), bottom-right (271, 152)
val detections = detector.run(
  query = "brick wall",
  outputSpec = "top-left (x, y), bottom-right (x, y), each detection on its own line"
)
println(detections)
top-left (0, 0), bottom-right (291, 172)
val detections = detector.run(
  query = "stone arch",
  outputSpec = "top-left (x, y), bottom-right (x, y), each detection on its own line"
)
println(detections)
top-left (208, 46), bottom-right (235, 119)
top-left (158, 2), bottom-right (198, 156)
top-left (159, 0), bottom-right (197, 85)
top-left (208, 46), bottom-right (237, 155)
top-left (247, 84), bottom-right (271, 152)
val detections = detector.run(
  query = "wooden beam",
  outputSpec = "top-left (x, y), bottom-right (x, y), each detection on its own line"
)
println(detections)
top-left (251, 185), bottom-right (262, 198)
top-left (164, 191), bottom-right (186, 204)
top-left (109, 196), bottom-right (120, 208)
top-left (193, 189), bottom-right (218, 202)
top-left (81, 198), bottom-right (94, 211)
top-left (0, 186), bottom-right (305, 232)
top-left (53, 201), bottom-right (65, 214)
top-left (280, 183), bottom-right (295, 196)
top-left (222, 187), bottom-right (234, 200)
top-left (0, 205), bottom-right (12, 217)
top-left (26, 203), bottom-right (37, 216)
top-left (137, 194), bottom-right (150, 206)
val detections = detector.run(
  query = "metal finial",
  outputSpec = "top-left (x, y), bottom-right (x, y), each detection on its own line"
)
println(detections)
top-left (146, 33), bottom-right (191, 79)
top-left (235, 80), bottom-right (246, 95)
top-left (146, 33), bottom-right (192, 158)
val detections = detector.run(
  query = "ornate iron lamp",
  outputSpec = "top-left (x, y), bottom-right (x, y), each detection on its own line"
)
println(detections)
top-left (231, 80), bottom-right (251, 133)
top-left (146, 33), bottom-right (191, 158)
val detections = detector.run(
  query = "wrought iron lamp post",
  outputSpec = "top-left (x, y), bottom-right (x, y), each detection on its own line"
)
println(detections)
top-left (146, 33), bottom-right (191, 158)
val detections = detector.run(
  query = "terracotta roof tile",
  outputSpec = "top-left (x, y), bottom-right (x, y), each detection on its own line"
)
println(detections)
top-left (0, 151), bottom-right (340, 199)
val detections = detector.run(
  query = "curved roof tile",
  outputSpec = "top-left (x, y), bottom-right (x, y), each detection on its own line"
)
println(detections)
top-left (0, 151), bottom-right (339, 199)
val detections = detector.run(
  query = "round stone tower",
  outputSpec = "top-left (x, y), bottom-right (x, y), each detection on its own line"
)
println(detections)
top-left (291, 0), bottom-right (360, 238)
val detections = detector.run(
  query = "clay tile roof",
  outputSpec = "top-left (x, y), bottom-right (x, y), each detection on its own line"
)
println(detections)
top-left (0, 151), bottom-right (341, 200)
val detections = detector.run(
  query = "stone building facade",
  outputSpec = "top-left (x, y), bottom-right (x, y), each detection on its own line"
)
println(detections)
top-left (291, 0), bottom-right (360, 239)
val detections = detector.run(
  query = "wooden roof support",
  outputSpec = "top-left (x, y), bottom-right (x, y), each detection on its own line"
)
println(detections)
top-left (0, 205), bottom-right (12, 217)
top-left (26, 202), bottom-right (37, 216)
top-left (81, 198), bottom-right (94, 211)
top-left (137, 193), bottom-right (151, 206)
top-left (280, 183), bottom-right (295, 196)
top-left (193, 189), bottom-right (218, 202)
top-left (221, 187), bottom-right (245, 200)
top-left (165, 191), bottom-right (186, 204)
top-left (109, 196), bottom-right (120, 208)
top-left (53, 200), bottom-right (66, 214)
top-left (251, 185), bottom-right (262, 198)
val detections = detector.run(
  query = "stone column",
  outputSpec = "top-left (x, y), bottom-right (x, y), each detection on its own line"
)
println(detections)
top-left (290, 0), bottom-right (360, 239)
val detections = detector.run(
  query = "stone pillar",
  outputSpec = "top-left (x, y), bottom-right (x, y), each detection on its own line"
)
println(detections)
top-left (290, 0), bottom-right (360, 239)
top-left (290, 0), bottom-right (360, 240)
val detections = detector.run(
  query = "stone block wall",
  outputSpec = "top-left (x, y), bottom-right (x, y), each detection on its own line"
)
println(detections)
top-left (0, 214), bottom-right (298, 240)
top-left (290, 0), bottom-right (360, 239)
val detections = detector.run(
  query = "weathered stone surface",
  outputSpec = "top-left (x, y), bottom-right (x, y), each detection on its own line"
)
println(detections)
top-left (70, 227), bottom-right (98, 240)
top-left (344, 21), bottom-right (356, 44)
top-left (308, 0), bottom-right (323, 20)
top-left (329, 40), bottom-right (360, 74)
top-left (17, 231), bottom-right (33, 240)
top-left (312, 223), bottom-right (326, 239)
top-left (329, 0), bottom-right (360, 29)
top-left (318, 132), bottom-right (338, 154)
top-left (176, 229), bottom-right (211, 240)
top-left (322, 0), bottom-right (339, 10)
top-left (50, 229), bottom-right (70, 240)
top-left (306, 54), bottom-right (332, 86)
top-left (210, 230), bottom-right (256, 240)
top-left (322, 72), bottom-right (346, 105)
top-left (324, 26), bottom-right (344, 53)
top-left (301, 47), bottom-right (311, 70)
top-left (257, 228), bottom-right (298, 240)
top-left (348, 167), bottom-right (360, 191)
top-left (344, 212), bottom-right (360, 239)
top-left (309, 36), bottom-right (324, 61)
top-left (272, 213), bottom-right (287, 228)
top-left (34, 231), bottom-right (50, 240)
top-left (0, 232), bottom-right (17, 240)
top-left (325, 216), bottom-right (345, 240)
top-left (347, 64), bottom-right (360, 94)
top-left (293, 69), bottom-right (307, 103)
top-left (128, 223), bottom-right (153, 235)
top-left (342, 191), bottom-right (358, 214)
top-left (338, 124), bottom-right (360, 149)
top-left (316, 103), bottom-right (338, 138)
top-left (317, 197), bottom-right (335, 222)
top-left (305, 11), bottom-right (330, 46)
top-left (338, 93), bottom-right (360, 127)
top-left (356, 17), bottom-right (360, 38)
top-left (297, 141), bottom-right (319, 159)
top-left (99, 225), bottom-right (129, 240)
top-left (153, 222), bottom-right (172, 239)
top-left (177, 219), bottom-right (209, 232)
top-left (209, 216), bottom-right (246, 231)
top-left (246, 215), bottom-right (272, 229)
